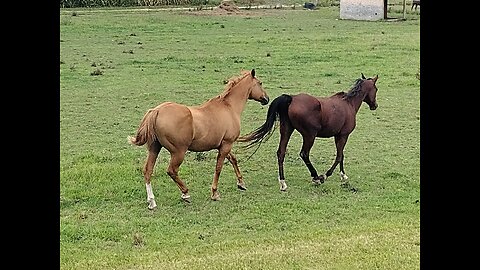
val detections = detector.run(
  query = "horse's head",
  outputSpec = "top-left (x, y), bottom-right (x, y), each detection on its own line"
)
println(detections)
top-left (361, 73), bottom-right (378, 110)
top-left (248, 69), bottom-right (269, 105)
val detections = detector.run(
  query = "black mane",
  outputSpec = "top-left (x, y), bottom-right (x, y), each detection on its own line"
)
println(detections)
top-left (344, 78), bottom-right (364, 99)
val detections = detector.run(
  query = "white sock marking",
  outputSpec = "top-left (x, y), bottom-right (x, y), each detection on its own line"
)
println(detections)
top-left (278, 178), bottom-right (288, 191)
top-left (146, 183), bottom-right (155, 201)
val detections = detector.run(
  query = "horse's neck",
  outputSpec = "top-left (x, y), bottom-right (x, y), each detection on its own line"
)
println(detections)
top-left (348, 91), bottom-right (366, 113)
top-left (351, 96), bottom-right (365, 113)
top-left (222, 81), bottom-right (250, 115)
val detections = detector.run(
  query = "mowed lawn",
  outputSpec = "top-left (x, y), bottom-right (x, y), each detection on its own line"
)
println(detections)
top-left (60, 6), bottom-right (420, 270)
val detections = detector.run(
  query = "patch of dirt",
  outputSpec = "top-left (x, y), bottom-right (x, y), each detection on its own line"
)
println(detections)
top-left (217, 0), bottom-right (240, 13)
top-left (185, 0), bottom-right (271, 16)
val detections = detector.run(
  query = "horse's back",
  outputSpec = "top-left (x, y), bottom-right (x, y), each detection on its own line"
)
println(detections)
top-left (289, 93), bottom-right (352, 137)
top-left (151, 99), bottom-right (241, 152)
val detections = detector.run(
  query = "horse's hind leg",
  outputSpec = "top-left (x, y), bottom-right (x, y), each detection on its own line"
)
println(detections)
top-left (277, 121), bottom-right (294, 191)
top-left (144, 141), bottom-right (161, 210)
top-left (226, 152), bottom-right (246, 190)
top-left (166, 150), bottom-right (190, 202)
top-left (299, 133), bottom-right (324, 184)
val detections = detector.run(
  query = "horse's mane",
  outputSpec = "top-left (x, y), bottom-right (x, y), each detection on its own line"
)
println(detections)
top-left (331, 79), bottom-right (364, 99)
top-left (217, 70), bottom-right (250, 100)
top-left (342, 78), bottom-right (364, 99)
top-left (200, 71), bottom-right (250, 105)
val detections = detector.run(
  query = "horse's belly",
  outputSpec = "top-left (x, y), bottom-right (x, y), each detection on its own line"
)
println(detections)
top-left (316, 131), bottom-right (336, 138)
top-left (316, 124), bottom-right (353, 138)
top-left (188, 139), bottom-right (221, 152)
top-left (189, 128), bottom-right (225, 151)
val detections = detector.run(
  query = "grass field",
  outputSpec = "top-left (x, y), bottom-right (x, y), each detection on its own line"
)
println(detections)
top-left (60, 5), bottom-right (420, 269)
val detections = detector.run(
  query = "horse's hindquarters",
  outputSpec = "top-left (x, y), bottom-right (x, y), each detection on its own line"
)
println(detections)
top-left (154, 103), bottom-right (194, 151)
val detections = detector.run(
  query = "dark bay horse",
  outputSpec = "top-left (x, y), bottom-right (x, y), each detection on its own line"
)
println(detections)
top-left (238, 74), bottom-right (378, 191)
top-left (129, 69), bottom-right (269, 209)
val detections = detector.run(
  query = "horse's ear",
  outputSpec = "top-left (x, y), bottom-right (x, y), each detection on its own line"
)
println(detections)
top-left (372, 75), bottom-right (378, 83)
top-left (361, 73), bottom-right (366, 79)
top-left (251, 69), bottom-right (256, 78)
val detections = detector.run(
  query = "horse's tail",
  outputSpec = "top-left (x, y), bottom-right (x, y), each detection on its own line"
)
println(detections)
top-left (128, 108), bottom-right (159, 147)
top-left (238, 94), bottom-right (292, 149)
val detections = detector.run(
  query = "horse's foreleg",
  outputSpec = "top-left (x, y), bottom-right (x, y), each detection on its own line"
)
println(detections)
top-left (299, 134), bottom-right (324, 184)
top-left (326, 135), bottom-right (348, 181)
top-left (277, 122), bottom-right (294, 191)
top-left (211, 145), bottom-right (231, 200)
top-left (143, 142), bottom-right (161, 210)
top-left (226, 152), bottom-right (246, 190)
top-left (166, 150), bottom-right (190, 202)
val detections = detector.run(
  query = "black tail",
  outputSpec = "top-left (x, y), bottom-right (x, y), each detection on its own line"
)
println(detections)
top-left (238, 94), bottom-right (292, 149)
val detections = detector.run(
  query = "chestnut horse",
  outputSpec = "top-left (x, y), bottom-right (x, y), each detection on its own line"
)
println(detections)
top-left (239, 74), bottom-right (378, 191)
top-left (129, 69), bottom-right (269, 209)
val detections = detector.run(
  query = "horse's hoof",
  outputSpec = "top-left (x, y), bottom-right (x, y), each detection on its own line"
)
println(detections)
top-left (340, 172), bottom-right (348, 181)
top-left (237, 182), bottom-right (247, 190)
top-left (147, 199), bottom-right (157, 210)
top-left (312, 175), bottom-right (325, 184)
top-left (279, 179), bottom-right (288, 191)
top-left (181, 193), bottom-right (191, 203)
top-left (211, 191), bottom-right (221, 201)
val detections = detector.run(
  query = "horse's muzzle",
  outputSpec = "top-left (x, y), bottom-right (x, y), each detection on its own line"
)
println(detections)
top-left (260, 96), bottom-right (270, 105)
top-left (370, 103), bottom-right (378, 110)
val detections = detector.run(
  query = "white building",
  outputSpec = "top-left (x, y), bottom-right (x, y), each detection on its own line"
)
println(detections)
top-left (340, 0), bottom-right (386, 21)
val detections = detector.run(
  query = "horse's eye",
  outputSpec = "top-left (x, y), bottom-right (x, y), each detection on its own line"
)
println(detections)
top-left (259, 82), bottom-right (263, 85)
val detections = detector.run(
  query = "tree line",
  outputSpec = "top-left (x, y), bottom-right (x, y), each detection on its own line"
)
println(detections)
top-left (60, 0), bottom-right (214, 8)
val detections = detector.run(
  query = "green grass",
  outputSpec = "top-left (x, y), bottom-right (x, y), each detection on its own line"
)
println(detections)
top-left (60, 6), bottom-right (420, 269)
